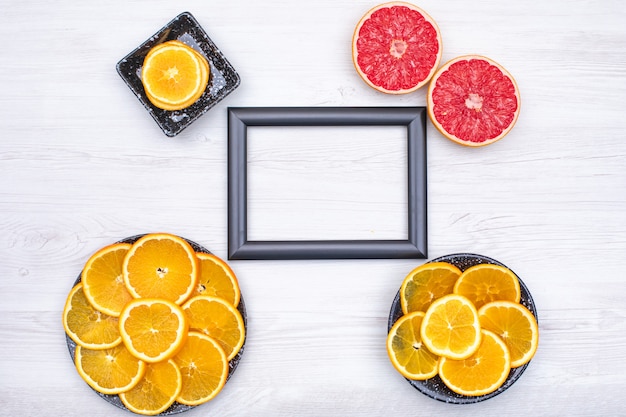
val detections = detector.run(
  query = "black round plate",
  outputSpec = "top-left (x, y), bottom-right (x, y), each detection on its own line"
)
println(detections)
top-left (387, 253), bottom-right (537, 404)
top-left (65, 234), bottom-right (247, 415)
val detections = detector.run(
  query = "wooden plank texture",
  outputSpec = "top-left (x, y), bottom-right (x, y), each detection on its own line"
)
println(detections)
top-left (1, 0), bottom-right (625, 416)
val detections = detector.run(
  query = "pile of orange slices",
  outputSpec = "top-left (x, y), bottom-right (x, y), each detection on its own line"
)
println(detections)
top-left (141, 40), bottom-right (210, 111)
top-left (387, 261), bottom-right (538, 397)
top-left (63, 233), bottom-right (244, 415)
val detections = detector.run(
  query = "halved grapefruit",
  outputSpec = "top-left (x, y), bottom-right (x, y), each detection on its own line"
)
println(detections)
top-left (352, 2), bottom-right (442, 94)
top-left (427, 55), bottom-right (521, 147)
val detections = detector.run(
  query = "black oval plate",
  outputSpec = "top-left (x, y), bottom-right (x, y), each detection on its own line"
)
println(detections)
top-left (387, 253), bottom-right (537, 404)
top-left (65, 234), bottom-right (247, 415)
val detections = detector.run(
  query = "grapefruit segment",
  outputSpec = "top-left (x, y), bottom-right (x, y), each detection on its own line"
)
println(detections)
top-left (352, 2), bottom-right (442, 94)
top-left (427, 55), bottom-right (521, 146)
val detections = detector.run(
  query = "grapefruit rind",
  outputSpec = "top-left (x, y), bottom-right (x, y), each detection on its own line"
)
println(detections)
top-left (352, 1), bottom-right (443, 94)
top-left (427, 55), bottom-right (521, 147)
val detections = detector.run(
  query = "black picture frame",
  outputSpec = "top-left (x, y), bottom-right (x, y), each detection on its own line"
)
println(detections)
top-left (227, 107), bottom-right (427, 260)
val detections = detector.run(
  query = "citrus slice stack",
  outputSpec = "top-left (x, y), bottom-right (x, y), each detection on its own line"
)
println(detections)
top-left (63, 233), bottom-right (245, 415)
top-left (387, 257), bottom-right (538, 398)
top-left (141, 40), bottom-right (210, 111)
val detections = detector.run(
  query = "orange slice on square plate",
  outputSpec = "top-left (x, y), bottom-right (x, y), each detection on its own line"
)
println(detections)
top-left (141, 40), bottom-right (209, 111)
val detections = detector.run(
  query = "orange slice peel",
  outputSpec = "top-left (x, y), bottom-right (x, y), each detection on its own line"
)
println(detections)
top-left (74, 344), bottom-right (146, 395)
top-left (119, 298), bottom-right (189, 363)
top-left (438, 329), bottom-right (511, 396)
top-left (174, 331), bottom-right (229, 406)
top-left (141, 41), bottom-right (210, 111)
top-left (123, 233), bottom-right (199, 305)
top-left (63, 283), bottom-right (122, 350)
top-left (387, 311), bottom-right (439, 380)
top-left (182, 295), bottom-right (245, 361)
top-left (81, 242), bottom-right (133, 317)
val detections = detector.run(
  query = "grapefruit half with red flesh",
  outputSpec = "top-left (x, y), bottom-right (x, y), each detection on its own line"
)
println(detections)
top-left (352, 2), bottom-right (442, 94)
top-left (427, 55), bottom-right (521, 147)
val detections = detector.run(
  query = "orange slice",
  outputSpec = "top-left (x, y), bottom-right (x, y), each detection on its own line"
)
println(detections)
top-left (119, 298), bottom-right (189, 363)
top-left (386, 311), bottom-right (439, 380)
top-left (453, 263), bottom-right (521, 309)
top-left (119, 359), bottom-right (182, 415)
top-left (123, 233), bottom-right (199, 305)
top-left (438, 329), bottom-right (511, 396)
top-left (400, 262), bottom-right (462, 314)
top-left (141, 41), bottom-right (209, 111)
top-left (160, 41), bottom-right (210, 92)
top-left (182, 295), bottom-right (245, 361)
top-left (81, 242), bottom-right (133, 317)
top-left (478, 300), bottom-right (539, 367)
top-left (421, 294), bottom-right (481, 360)
top-left (74, 344), bottom-right (146, 395)
top-left (190, 252), bottom-right (241, 307)
top-left (174, 331), bottom-right (228, 406)
top-left (63, 283), bottom-right (122, 350)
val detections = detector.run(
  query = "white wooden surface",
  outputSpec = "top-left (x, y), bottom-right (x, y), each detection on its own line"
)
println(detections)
top-left (1, 0), bottom-right (626, 416)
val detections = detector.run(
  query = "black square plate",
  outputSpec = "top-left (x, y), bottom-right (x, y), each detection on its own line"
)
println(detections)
top-left (116, 12), bottom-right (241, 137)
